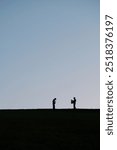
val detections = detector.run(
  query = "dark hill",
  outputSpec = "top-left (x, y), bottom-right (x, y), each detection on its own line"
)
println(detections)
top-left (0, 109), bottom-right (100, 150)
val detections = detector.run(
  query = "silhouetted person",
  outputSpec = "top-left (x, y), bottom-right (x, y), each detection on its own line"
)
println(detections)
top-left (71, 97), bottom-right (76, 109)
top-left (52, 98), bottom-right (56, 110)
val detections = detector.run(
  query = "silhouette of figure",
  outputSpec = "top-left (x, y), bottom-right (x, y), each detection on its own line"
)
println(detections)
top-left (71, 97), bottom-right (76, 109)
top-left (52, 98), bottom-right (56, 110)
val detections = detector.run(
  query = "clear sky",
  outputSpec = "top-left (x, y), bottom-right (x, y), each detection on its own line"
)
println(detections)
top-left (0, 0), bottom-right (99, 109)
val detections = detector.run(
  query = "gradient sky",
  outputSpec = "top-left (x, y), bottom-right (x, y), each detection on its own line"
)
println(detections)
top-left (0, 0), bottom-right (99, 109)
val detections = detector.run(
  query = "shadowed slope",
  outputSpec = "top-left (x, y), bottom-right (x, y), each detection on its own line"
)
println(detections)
top-left (0, 109), bottom-right (100, 150)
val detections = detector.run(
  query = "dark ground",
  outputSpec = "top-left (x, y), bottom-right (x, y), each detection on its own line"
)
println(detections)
top-left (0, 109), bottom-right (100, 150)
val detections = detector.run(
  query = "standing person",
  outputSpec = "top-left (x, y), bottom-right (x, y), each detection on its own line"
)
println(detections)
top-left (52, 98), bottom-right (56, 110)
top-left (71, 97), bottom-right (76, 109)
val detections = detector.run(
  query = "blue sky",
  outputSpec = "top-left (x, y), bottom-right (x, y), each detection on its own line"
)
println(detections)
top-left (0, 0), bottom-right (99, 109)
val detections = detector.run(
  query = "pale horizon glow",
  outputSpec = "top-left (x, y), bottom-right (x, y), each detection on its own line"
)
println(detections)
top-left (0, 0), bottom-right (99, 109)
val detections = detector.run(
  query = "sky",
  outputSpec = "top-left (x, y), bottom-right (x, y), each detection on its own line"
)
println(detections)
top-left (0, 0), bottom-right (99, 109)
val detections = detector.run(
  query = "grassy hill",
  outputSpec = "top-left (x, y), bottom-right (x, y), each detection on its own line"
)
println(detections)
top-left (0, 109), bottom-right (100, 150)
